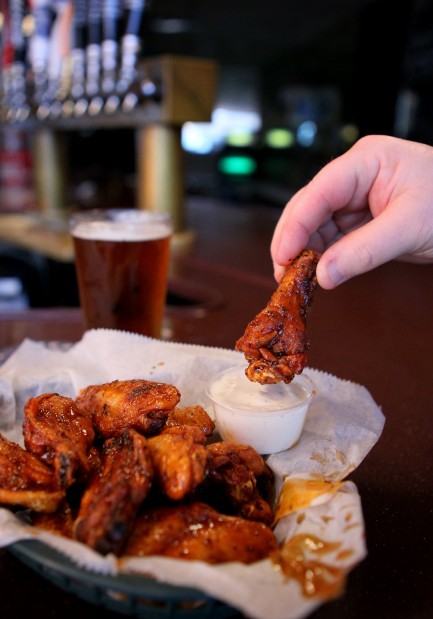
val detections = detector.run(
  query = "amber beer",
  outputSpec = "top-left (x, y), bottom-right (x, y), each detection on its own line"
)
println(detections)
top-left (70, 209), bottom-right (172, 338)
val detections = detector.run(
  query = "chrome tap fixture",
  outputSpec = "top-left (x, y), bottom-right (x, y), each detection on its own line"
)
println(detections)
top-left (0, 0), bottom-right (159, 123)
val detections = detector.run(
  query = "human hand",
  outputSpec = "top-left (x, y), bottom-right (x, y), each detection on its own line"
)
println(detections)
top-left (271, 135), bottom-right (433, 288)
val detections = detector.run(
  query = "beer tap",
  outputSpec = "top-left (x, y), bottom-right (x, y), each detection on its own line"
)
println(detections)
top-left (28, 0), bottom-right (55, 113)
top-left (104, 0), bottom-right (155, 114)
top-left (36, 0), bottom-right (73, 120)
top-left (1, 0), bottom-right (14, 121)
top-left (79, 0), bottom-right (102, 116)
top-left (62, 0), bottom-right (86, 117)
top-left (86, 0), bottom-right (122, 116)
top-left (8, 0), bottom-right (30, 121)
top-left (100, 0), bottom-right (122, 95)
top-left (45, 0), bottom-right (74, 119)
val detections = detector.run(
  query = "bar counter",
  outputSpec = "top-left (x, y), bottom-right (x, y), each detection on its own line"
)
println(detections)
top-left (1, 196), bottom-right (432, 619)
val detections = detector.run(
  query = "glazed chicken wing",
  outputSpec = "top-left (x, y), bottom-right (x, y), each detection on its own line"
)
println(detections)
top-left (31, 500), bottom-right (75, 537)
top-left (165, 405), bottom-right (215, 436)
top-left (204, 441), bottom-right (274, 525)
top-left (235, 249), bottom-right (319, 384)
top-left (23, 393), bottom-right (95, 489)
top-left (0, 434), bottom-right (64, 513)
top-left (124, 501), bottom-right (278, 564)
top-left (148, 425), bottom-right (208, 500)
top-left (73, 429), bottom-right (153, 555)
top-left (75, 379), bottom-right (180, 438)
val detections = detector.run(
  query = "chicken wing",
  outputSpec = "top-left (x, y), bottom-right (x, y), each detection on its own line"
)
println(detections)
top-left (23, 393), bottom-right (95, 489)
top-left (73, 429), bottom-right (153, 555)
top-left (75, 379), bottom-right (180, 438)
top-left (203, 441), bottom-right (274, 525)
top-left (124, 501), bottom-right (278, 564)
top-left (235, 248), bottom-right (319, 384)
top-left (165, 405), bottom-right (215, 436)
top-left (148, 425), bottom-right (208, 500)
top-left (0, 434), bottom-right (64, 513)
top-left (30, 500), bottom-right (75, 537)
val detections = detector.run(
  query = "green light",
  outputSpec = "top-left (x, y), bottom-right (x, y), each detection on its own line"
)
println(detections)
top-left (340, 123), bottom-right (359, 144)
top-left (226, 131), bottom-right (255, 147)
top-left (218, 155), bottom-right (257, 175)
top-left (265, 128), bottom-right (295, 149)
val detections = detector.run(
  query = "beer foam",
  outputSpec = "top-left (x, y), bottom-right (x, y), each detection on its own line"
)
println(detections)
top-left (72, 220), bottom-right (171, 242)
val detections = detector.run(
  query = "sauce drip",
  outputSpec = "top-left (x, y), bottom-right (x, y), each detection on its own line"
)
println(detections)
top-left (274, 477), bottom-right (343, 523)
top-left (276, 533), bottom-right (345, 599)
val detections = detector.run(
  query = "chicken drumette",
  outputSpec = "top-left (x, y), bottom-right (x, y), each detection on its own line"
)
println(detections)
top-left (235, 248), bottom-right (319, 384)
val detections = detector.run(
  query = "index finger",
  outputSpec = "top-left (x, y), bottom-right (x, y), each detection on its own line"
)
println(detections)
top-left (270, 146), bottom-right (379, 267)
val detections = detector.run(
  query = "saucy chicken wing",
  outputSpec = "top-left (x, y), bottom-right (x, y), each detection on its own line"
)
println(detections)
top-left (124, 501), bottom-right (278, 564)
top-left (148, 425), bottom-right (208, 500)
top-left (204, 441), bottom-right (273, 525)
top-left (23, 393), bottom-right (95, 489)
top-left (165, 405), bottom-right (215, 436)
top-left (73, 429), bottom-right (153, 555)
top-left (0, 434), bottom-right (64, 512)
top-left (235, 248), bottom-right (319, 384)
top-left (31, 500), bottom-right (76, 537)
top-left (75, 379), bottom-right (180, 438)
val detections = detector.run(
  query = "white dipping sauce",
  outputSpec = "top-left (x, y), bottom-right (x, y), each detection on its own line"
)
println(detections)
top-left (209, 369), bottom-right (309, 412)
top-left (207, 366), bottom-right (315, 454)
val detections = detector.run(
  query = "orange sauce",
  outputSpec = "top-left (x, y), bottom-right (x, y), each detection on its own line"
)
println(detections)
top-left (273, 477), bottom-right (343, 524)
top-left (275, 533), bottom-right (346, 599)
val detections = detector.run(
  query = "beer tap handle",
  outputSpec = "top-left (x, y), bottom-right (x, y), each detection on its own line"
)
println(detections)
top-left (9, 0), bottom-right (27, 66)
top-left (118, 0), bottom-right (146, 91)
top-left (1, 0), bottom-right (14, 120)
top-left (28, 0), bottom-right (55, 109)
top-left (36, 0), bottom-right (74, 119)
top-left (60, 2), bottom-right (84, 117)
top-left (68, 0), bottom-right (86, 98)
top-left (95, 0), bottom-right (121, 114)
top-left (82, 0), bottom-right (103, 115)
top-left (62, 0), bottom-right (86, 116)
top-left (43, 0), bottom-right (74, 118)
top-left (101, 0), bottom-right (122, 93)
top-left (8, 0), bottom-right (30, 120)
top-left (118, 0), bottom-right (158, 113)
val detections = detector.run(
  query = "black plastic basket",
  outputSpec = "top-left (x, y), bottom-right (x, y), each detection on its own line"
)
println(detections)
top-left (10, 540), bottom-right (239, 619)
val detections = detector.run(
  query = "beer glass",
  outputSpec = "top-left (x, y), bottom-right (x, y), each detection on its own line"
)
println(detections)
top-left (70, 208), bottom-right (172, 338)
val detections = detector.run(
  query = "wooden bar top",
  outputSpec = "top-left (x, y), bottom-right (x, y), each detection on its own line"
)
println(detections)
top-left (0, 196), bottom-right (432, 619)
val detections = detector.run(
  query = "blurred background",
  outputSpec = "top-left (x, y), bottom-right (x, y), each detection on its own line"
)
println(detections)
top-left (0, 0), bottom-right (432, 309)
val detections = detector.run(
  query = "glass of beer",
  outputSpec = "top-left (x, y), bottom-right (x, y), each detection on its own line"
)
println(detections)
top-left (70, 208), bottom-right (172, 338)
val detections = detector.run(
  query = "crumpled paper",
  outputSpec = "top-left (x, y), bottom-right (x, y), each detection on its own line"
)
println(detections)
top-left (0, 330), bottom-right (385, 619)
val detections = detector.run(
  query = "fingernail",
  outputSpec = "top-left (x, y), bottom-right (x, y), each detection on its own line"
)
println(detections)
top-left (326, 261), bottom-right (346, 287)
top-left (273, 264), bottom-right (285, 282)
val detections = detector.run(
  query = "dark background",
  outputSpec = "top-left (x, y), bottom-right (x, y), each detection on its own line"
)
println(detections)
top-left (66, 0), bottom-right (433, 206)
